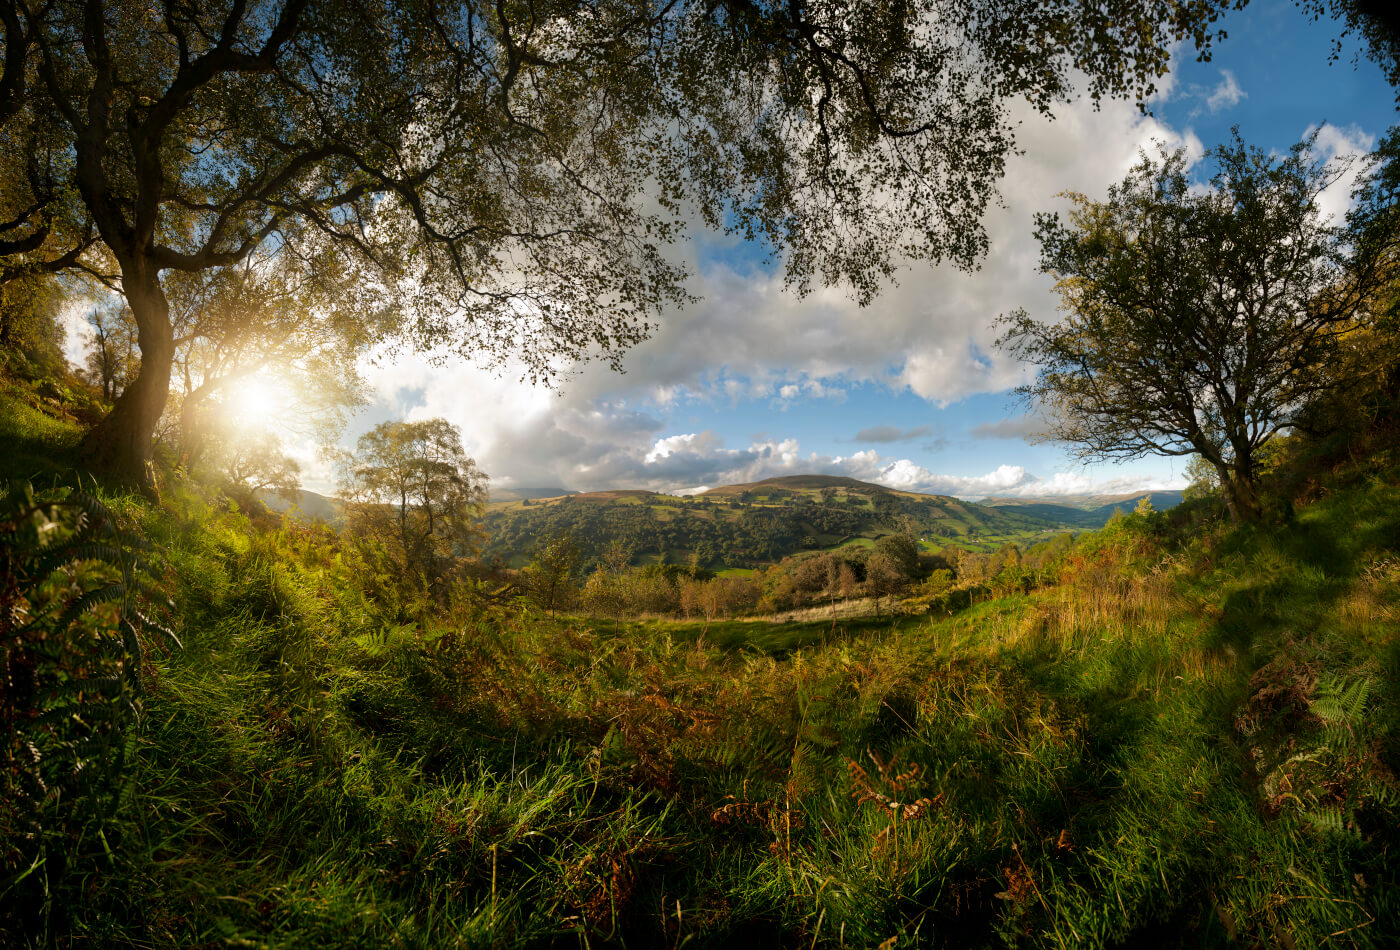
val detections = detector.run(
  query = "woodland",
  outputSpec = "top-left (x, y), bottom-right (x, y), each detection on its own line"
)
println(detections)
top-left (4, 1), bottom-right (1400, 947)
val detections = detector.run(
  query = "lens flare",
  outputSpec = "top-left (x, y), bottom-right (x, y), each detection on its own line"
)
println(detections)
top-left (224, 374), bottom-right (297, 433)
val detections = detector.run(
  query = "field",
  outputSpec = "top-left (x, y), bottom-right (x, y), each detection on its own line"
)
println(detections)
top-left (7, 429), bottom-right (1399, 947)
top-left (5, 387), bottom-right (1399, 948)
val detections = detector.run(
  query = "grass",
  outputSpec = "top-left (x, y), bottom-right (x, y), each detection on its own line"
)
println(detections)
top-left (5, 411), bottom-right (1399, 947)
top-left (0, 383), bottom-right (83, 482)
top-left (628, 611), bottom-right (928, 654)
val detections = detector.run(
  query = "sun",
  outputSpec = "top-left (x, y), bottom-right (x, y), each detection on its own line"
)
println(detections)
top-left (224, 373), bottom-right (298, 433)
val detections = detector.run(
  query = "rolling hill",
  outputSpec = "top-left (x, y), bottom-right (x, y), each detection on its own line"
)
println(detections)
top-left (480, 474), bottom-right (1074, 570)
top-left (259, 488), bottom-right (344, 523)
top-left (979, 490), bottom-right (1186, 527)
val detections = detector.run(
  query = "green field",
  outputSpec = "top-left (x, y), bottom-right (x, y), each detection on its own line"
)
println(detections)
top-left (5, 364), bottom-right (1399, 948)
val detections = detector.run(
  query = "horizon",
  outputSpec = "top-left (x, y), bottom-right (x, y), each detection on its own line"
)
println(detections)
top-left (285, 472), bottom-right (1188, 507)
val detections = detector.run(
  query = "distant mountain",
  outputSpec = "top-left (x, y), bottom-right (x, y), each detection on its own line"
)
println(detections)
top-left (981, 490), bottom-right (1185, 527)
top-left (259, 488), bottom-right (344, 524)
top-left (480, 474), bottom-right (1076, 571)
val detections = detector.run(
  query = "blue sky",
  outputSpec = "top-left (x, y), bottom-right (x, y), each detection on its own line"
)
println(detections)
top-left (342, 2), bottom-right (1396, 500)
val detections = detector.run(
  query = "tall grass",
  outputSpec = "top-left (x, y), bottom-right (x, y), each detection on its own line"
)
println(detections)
top-left (4, 458), bottom-right (1399, 946)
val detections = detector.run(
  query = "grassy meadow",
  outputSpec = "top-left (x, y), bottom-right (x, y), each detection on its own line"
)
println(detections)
top-left (4, 388), bottom-right (1399, 948)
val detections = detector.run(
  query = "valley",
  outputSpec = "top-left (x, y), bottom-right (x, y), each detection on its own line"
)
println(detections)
top-left (480, 474), bottom-right (1182, 570)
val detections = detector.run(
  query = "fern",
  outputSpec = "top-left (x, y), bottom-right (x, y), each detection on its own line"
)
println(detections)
top-left (1310, 673), bottom-right (1371, 739)
top-left (1302, 807), bottom-right (1351, 838)
top-left (1, 480), bottom-right (178, 941)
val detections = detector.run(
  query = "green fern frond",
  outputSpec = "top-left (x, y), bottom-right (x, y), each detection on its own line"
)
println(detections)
top-left (1302, 807), bottom-right (1353, 837)
top-left (50, 582), bottom-right (127, 628)
top-left (1310, 673), bottom-right (1371, 737)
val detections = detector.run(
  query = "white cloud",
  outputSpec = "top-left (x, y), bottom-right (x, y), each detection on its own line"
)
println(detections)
top-left (1308, 122), bottom-right (1374, 226)
top-left (1205, 70), bottom-right (1246, 113)
top-left (542, 82), bottom-right (1204, 413)
top-left (645, 431), bottom-right (721, 463)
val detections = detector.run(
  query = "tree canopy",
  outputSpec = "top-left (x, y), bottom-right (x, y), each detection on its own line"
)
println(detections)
top-left (341, 417), bottom-right (487, 602)
top-left (999, 134), bottom-right (1379, 523)
top-left (1297, 1), bottom-right (1400, 99)
top-left (0, 0), bottom-right (1248, 483)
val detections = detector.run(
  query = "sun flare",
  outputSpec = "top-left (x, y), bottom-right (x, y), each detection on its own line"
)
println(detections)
top-left (224, 374), bottom-right (298, 434)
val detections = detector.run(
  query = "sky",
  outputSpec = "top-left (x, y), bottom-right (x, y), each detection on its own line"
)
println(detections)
top-left (284, 4), bottom-right (1399, 499)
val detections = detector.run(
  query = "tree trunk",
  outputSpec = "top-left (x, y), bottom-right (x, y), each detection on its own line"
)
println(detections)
top-left (78, 275), bottom-right (173, 487)
top-left (1220, 470), bottom-right (1264, 523)
top-left (177, 390), bottom-right (204, 468)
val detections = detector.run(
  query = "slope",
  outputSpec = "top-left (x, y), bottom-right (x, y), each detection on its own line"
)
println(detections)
top-left (481, 474), bottom-right (1065, 569)
top-left (7, 394), bottom-right (1398, 947)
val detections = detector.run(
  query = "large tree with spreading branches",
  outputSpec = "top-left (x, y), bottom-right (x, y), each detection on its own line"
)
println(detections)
top-left (999, 134), bottom-right (1385, 523)
top-left (1, 0), bottom-right (1255, 483)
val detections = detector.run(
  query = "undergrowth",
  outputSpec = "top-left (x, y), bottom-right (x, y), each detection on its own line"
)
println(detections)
top-left (3, 452), bottom-right (1399, 946)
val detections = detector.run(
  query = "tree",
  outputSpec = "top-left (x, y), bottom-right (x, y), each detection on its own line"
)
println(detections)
top-left (1182, 455), bottom-right (1221, 503)
top-left (0, 16), bottom-right (102, 293)
top-left (3, 0), bottom-right (1247, 483)
top-left (0, 273), bottom-right (67, 380)
top-left (342, 418), bottom-right (487, 602)
top-left (874, 533), bottom-right (920, 580)
top-left (81, 302), bottom-right (140, 401)
top-left (215, 431), bottom-right (302, 500)
top-left (999, 134), bottom-right (1376, 523)
top-left (865, 551), bottom-right (908, 616)
top-left (581, 567), bottom-right (620, 622)
top-left (678, 574), bottom-right (703, 621)
top-left (581, 539), bottom-right (631, 622)
top-left (526, 531), bottom-right (581, 617)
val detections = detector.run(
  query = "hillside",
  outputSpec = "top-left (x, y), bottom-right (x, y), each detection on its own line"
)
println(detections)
top-left (481, 474), bottom-right (1066, 569)
top-left (979, 489), bottom-right (1187, 527)
top-left (6, 378), bottom-right (1399, 948)
top-left (259, 487), bottom-right (344, 523)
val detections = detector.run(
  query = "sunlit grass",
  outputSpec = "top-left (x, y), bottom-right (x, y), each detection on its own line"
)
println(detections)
top-left (7, 404), bottom-right (1399, 947)
top-left (0, 383), bottom-right (83, 481)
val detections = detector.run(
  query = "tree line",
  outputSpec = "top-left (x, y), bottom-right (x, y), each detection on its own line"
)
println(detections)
top-left (517, 523), bottom-right (1096, 625)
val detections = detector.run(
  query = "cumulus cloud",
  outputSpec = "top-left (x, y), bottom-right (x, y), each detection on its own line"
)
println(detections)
top-left (549, 85), bottom-right (1203, 411)
top-left (367, 410), bottom-right (1180, 499)
top-left (1308, 122), bottom-right (1374, 226)
top-left (327, 72), bottom-right (1219, 496)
